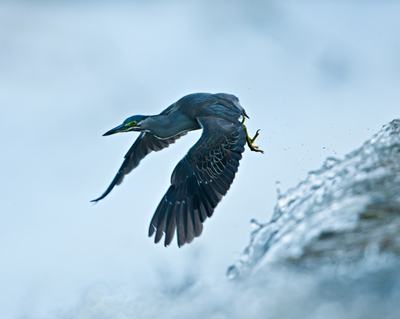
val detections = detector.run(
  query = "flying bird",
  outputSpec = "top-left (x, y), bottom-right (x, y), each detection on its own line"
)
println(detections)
top-left (92, 93), bottom-right (263, 247)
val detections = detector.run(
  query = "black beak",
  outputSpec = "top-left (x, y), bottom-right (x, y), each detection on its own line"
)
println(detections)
top-left (102, 124), bottom-right (128, 136)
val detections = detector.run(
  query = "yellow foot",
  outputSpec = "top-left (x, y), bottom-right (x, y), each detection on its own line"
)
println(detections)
top-left (243, 124), bottom-right (264, 153)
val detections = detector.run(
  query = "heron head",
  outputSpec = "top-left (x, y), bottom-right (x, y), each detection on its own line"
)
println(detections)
top-left (103, 115), bottom-right (149, 136)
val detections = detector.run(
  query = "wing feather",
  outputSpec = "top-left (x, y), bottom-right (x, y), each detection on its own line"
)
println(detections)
top-left (149, 116), bottom-right (246, 247)
top-left (92, 132), bottom-right (186, 202)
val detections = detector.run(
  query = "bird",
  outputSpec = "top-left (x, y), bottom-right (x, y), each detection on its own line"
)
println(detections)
top-left (92, 93), bottom-right (263, 247)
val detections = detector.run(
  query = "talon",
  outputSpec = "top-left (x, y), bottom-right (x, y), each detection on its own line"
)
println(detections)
top-left (243, 124), bottom-right (264, 154)
top-left (251, 129), bottom-right (260, 143)
top-left (248, 141), bottom-right (264, 153)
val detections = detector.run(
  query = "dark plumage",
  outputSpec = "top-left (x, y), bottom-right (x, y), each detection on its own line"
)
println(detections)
top-left (92, 93), bottom-right (262, 247)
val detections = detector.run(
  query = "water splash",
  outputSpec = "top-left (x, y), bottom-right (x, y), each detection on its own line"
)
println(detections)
top-left (228, 119), bottom-right (400, 279)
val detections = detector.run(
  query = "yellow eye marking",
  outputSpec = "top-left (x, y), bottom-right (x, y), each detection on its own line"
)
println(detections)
top-left (125, 121), bottom-right (137, 127)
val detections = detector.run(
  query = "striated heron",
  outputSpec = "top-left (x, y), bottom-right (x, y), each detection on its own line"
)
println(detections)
top-left (92, 93), bottom-right (263, 247)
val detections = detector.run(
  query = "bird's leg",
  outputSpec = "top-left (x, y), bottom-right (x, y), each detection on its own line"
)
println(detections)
top-left (242, 118), bottom-right (264, 153)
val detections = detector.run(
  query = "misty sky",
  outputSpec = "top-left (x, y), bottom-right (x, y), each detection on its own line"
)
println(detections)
top-left (1, 1), bottom-right (399, 318)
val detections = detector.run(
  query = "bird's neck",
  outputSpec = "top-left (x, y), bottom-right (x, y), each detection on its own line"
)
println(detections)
top-left (143, 114), bottom-right (199, 139)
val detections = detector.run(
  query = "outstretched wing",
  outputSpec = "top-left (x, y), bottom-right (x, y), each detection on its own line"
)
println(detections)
top-left (92, 132), bottom-right (186, 202)
top-left (148, 116), bottom-right (246, 247)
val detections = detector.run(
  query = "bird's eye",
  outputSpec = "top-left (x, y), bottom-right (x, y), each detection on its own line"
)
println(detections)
top-left (125, 121), bottom-right (137, 127)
